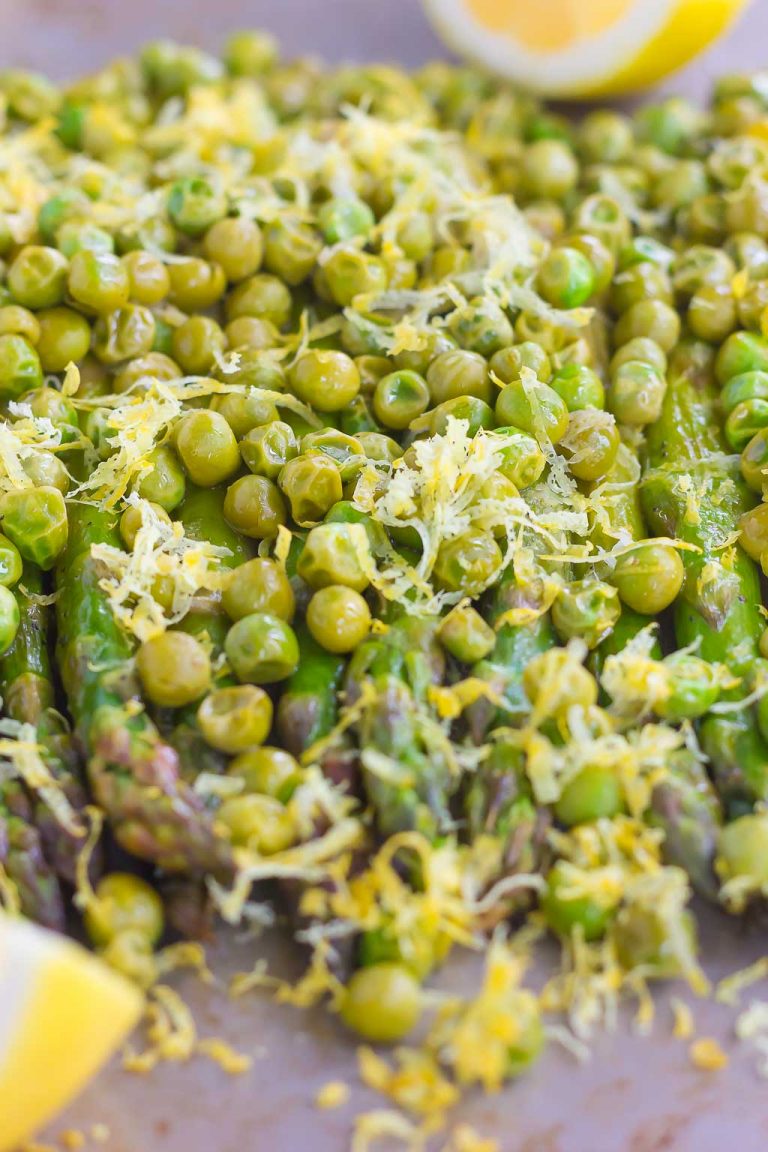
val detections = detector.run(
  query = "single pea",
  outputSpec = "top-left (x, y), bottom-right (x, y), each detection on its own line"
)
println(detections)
top-left (167, 257), bottom-right (226, 311)
top-left (8, 245), bottom-right (68, 310)
top-left (609, 337), bottom-right (667, 377)
top-left (37, 189), bottom-right (87, 244)
top-left (490, 342), bottom-right (551, 384)
top-left (323, 248), bottom-right (388, 306)
top-left (688, 282), bottom-right (738, 344)
top-left (240, 421), bottom-right (298, 479)
top-left (339, 963), bottom-right (422, 1044)
top-left (555, 766), bottom-right (623, 827)
top-left (136, 445), bottom-right (186, 512)
top-left (56, 220), bottom-right (114, 259)
top-left (394, 328), bottom-right (457, 375)
top-left (495, 379), bottom-right (570, 444)
top-left (22, 451), bottom-right (70, 494)
top-left (357, 431), bottom-right (400, 464)
top-left (114, 352), bottom-right (180, 395)
top-left (224, 28), bottom-right (278, 75)
top-left (136, 631), bottom-right (211, 708)
top-left (614, 905), bottom-right (698, 978)
top-left (427, 349), bottom-right (491, 405)
top-left (447, 297), bottom-right (514, 357)
top-left (433, 530), bottom-right (502, 596)
top-left (92, 305), bottom-right (155, 364)
top-left (306, 585), bottom-right (371, 654)
top-left (227, 746), bottom-right (301, 802)
top-left (715, 330), bottom-right (768, 385)
top-left (20, 385), bottom-right (79, 439)
top-left (538, 247), bottom-right (595, 309)
top-left (288, 349), bottom-right (360, 413)
top-left (318, 196), bottom-right (375, 244)
top-left (549, 363), bottom-right (604, 411)
top-left (225, 612), bottom-right (299, 684)
top-left (721, 370), bottom-right (768, 416)
top-left (610, 261), bottom-right (673, 315)
top-left (67, 250), bottom-right (129, 314)
top-left (716, 813), bottom-right (768, 890)
top-left (297, 522), bottom-right (371, 591)
top-left (263, 214), bottom-right (322, 286)
top-left (436, 603), bottom-right (496, 663)
top-left (121, 250), bottom-right (171, 306)
top-left (171, 315), bottom-right (226, 375)
top-left (224, 316), bottom-right (280, 350)
top-left (223, 474), bottom-right (286, 540)
top-left (552, 579), bottom-right (621, 649)
top-left (574, 194), bottom-right (632, 255)
top-left (0, 305), bottom-right (40, 343)
top-left (119, 502), bottom-right (171, 551)
top-left (373, 369), bottom-right (430, 430)
top-left (614, 299), bottom-right (681, 353)
top-left (0, 334), bottom-right (43, 399)
top-left (222, 557), bottom-right (295, 624)
top-left (1, 486), bottom-right (67, 569)
top-left (521, 139), bottom-right (578, 201)
top-left (279, 454), bottom-right (343, 525)
top-left (210, 391), bottom-right (279, 441)
top-left (203, 216), bottom-right (264, 283)
top-left (0, 585), bottom-right (19, 655)
top-left (0, 534), bottom-right (22, 587)
top-left (566, 231), bottom-right (616, 295)
top-left (167, 176), bottom-right (227, 237)
top-left (609, 361), bottom-right (667, 426)
top-left (197, 684), bottom-right (273, 753)
top-left (226, 273), bottom-right (292, 327)
top-left (83, 873), bottom-right (164, 949)
top-left (612, 542), bottom-right (685, 614)
top-left (301, 430), bottom-right (365, 484)
top-left (428, 395), bottom-right (495, 437)
top-left (175, 410), bottom-right (240, 487)
top-left (739, 503), bottom-right (768, 561)
top-left (579, 109), bottom-right (633, 163)
top-left (657, 654), bottom-right (721, 722)
top-left (34, 306), bottom-right (91, 372)
top-left (741, 428), bottom-right (768, 492)
top-left (726, 398), bottom-right (768, 451)
top-left (541, 861), bottom-right (615, 942)
top-left (217, 793), bottom-right (295, 855)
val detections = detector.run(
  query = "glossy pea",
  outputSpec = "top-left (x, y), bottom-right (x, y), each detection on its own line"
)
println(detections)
top-left (225, 612), bottom-right (299, 684)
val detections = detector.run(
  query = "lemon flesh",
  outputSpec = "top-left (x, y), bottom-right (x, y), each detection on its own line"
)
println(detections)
top-left (0, 914), bottom-right (143, 1152)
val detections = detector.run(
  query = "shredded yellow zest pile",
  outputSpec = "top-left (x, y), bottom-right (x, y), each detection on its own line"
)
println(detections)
top-left (91, 496), bottom-right (231, 641)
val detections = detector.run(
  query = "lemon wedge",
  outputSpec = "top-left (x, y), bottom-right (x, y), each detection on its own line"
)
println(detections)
top-left (422, 0), bottom-right (750, 97)
top-left (0, 914), bottom-right (143, 1152)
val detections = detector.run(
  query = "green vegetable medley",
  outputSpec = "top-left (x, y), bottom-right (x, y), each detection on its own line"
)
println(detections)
top-left (1, 27), bottom-right (768, 1120)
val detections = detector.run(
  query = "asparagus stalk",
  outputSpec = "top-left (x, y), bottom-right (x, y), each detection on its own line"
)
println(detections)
top-left (0, 780), bottom-right (65, 929)
top-left (642, 340), bottom-right (768, 813)
top-left (55, 501), bottom-right (234, 877)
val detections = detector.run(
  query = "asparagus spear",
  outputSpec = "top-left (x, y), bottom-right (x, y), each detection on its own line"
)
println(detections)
top-left (0, 779), bottom-right (65, 929)
top-left (0, 562), bottom-right (91, 885)
top-left (55, 501), bottom-right (234, 877)
top-left (642, 339), bottom-right (768, 812)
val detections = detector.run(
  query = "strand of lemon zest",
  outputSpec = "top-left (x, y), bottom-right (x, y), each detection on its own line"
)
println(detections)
top-left (154, 941), bottom-right (215, 984)
top-left (716, 957), bottom-right (768, 1006)
top-left (427, 679), bottom-right (503, 721)
top-left (315, 1080), bottom-right (351, 1110)
top-left (442, 1124), bottom-right (499, 1152)
top-left (0, 861), bottom-right (20, 915)
top-left (123, 984), bottom-right (250, 1076)
top-left (359, 1046), bottom-right (459, 1119)
top-left (72, 805), bottom-right (104, 915)
top-left (670, 997), bottom-right (695, 1039)
top-left (351, 1109), bottom-right (436, 1152)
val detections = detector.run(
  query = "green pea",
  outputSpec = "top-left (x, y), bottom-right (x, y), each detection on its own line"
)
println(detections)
top-left (171, 315), bottom-right (225, 375)
top-left (289, 349), bottom-right (360, 412)
top-left (224, 29), bottom-right (277, 75)
top-left (137, 445), bottom-right (186, 512)
top-left (323, 248), bottom-right (388, 306)
top-left (541, 861), bottom-right (615, 942)
top-left (223, 474), bottom-right (286, 539)
top-left (203, 216), bottom-right (264, 283)
top-left (447, 297), bottom-right (514, 356)
top-left (612, 542), bottom-right (685, 614)
top-left (318, 196), bottom-right (375, 244)
top-left (56, 220), bottom-right (114, 259)
top-left (549, 363), bottom-right (604, 411)
top-left (611, 262), bottom-right (672, 315)
top-left (741, 428), bottom-right (768, 492)
top-left (427, 349), bottom-right (492, 405)
top-left (495, 379), bottom-right (569, 443)
top-left (0, 334), bottom-right (43, 399)
top-left (716, 813), bottom-right (768, 891)
top-left (657, 653), bottom-right (721, 722)
top-left (495, 426), bottom-right (547, 489)
top-left (429, 395), bottom-right (496, 437)
top-left (433, 530), bottom-right (502, 596)
top-left (175, 410), bottom-right (241, 487)
top-left (0, 306), bottom-right (40, 343)
top-left (209, 390), bottom-right (279, 440)
top-left (614, 299), bottom-right (681, 352)
top-left (725, 398), bottom-right (768, 451)
top-left (537, 247), bottom-right (595, 309)
top-left (35, 307), bottom-right (91, 372)
top-left (609, 337), bottom-right (667, 377)
top-left (167, 177), bottom-right (227, 237)
top-left (306, 585), bottom-right (371, 653)
top-left (225, 612), bottom-right (299, 684)
top-left (301, 430), bottom-right (365, 483)
top-left (222, 557), bottom-right (295, 623)
top-left (0, 534), bottom-right (22, 587)
top-left (197, 684), bottom-right (273, 754)
top-left (373, 370), bottom-right (430, 430)
top-left (92, 305), bottom-right (155, 364)
top-left (7, 246), bottom-right (68, 311)
top-left (136, 631), bottom-right (211, 707)
top-left (240, 421), bottom-right (298, 479)
top-left (37, 189), bottom-right (87, 244)
top-left (279, 454), bottom-right (343, 525)
top-left (121, 250), bottom-right (171, 306)
top-left (555, 767), bottom-right (623, 827)
top-left (687, 282), bottom-right (737, 344)
top-left (716, 330), bottom-right (768, 385)
top-left (226, 273), bottom-right (292, 327)
top-left (67, 250), bottom-right (130, 314)
top-left (339, 963), bottom-right (422, 1044)
top-left (614, 905), bottom-right (698, 978)
top-left (20, 386), bottom-right (79, 440)
top-left (552, 578), bottom-right (621, 649)
top-left (521, 139), bottom-right (578, 200)
top-left (114, 352), bottom-right (180, 395)
top-left (437, 603), bottom-right (496, 663)
top-left (263, 214), bottom-right (322, 286)
top-left (167, 258), bottom-right (226, 311)
top-left (1, 486), bottom-right (68, 570)
top-left (297, 522), bottom-right (371, 591)
top-left (0, 585), bottom-right (20, 656)
top-left (609, 361), bottom-right (666, 426)
top-left (490, 342), bottom-right (551, 384)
